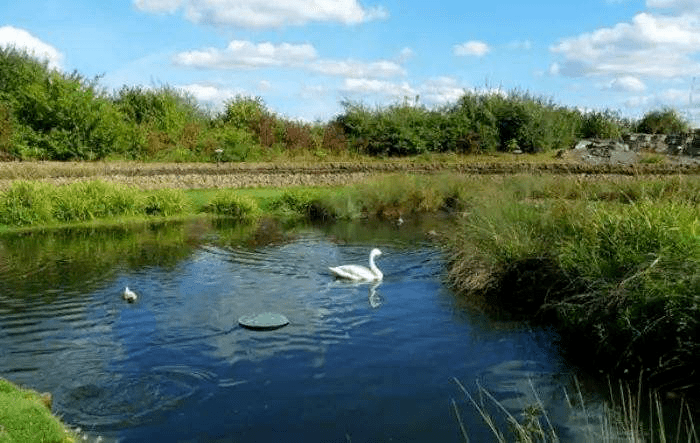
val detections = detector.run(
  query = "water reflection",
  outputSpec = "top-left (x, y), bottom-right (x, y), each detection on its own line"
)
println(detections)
top-left (0, 218), bottom-right (600, 442)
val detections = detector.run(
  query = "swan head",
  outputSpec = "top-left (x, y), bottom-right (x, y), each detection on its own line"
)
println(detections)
top-left (370, 248), bottom-right (382, 259)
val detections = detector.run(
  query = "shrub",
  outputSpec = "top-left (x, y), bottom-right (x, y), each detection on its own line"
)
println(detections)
top-left (211, 126), bottom-right (259, 161)
top-left (578, 110), bottom-right (624, 139)
top-left (205, 190), bottom-right (260, 221)
top-left (144, 188), bottom-right (189, 216)
top-left (636, 108), bottom-right (689, 134)
top-left (0, 47), bottom-right (126, 160)
top-left (220, 95), bottom-right (267, 131)
top-left (269, 189), bottom-right (335, 220)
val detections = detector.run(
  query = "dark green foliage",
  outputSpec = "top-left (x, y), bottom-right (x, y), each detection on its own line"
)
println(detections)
top-left (337, 92), bottom-right (595, 156)
top-left (636, 108), bottom-right (689, 134)
top-left (144, 188), bottom-right (189, 216)
top-left (448, 181), bottom-right (700, 395)
top-left (269, 189), bottom-right (335, 220)
top-left (0, 47), bottom-right (126, 160)
top-left (578, 110), bottom-right (625, 139)
top-left (113, 86), bottom-right (207, 159)
top-left (0, 48), bottom-right (689, 161)
top-left (0, 181), bottom-right (54, 225)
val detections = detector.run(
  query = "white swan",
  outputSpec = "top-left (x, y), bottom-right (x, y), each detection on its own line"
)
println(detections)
top-left (329, 248), bottom-right (383, 282)
top-left (122, 286), bottom-right (137, 303)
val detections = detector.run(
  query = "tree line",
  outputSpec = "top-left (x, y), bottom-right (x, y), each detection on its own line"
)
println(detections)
top-left (0, 47), bottom-right (691, 162)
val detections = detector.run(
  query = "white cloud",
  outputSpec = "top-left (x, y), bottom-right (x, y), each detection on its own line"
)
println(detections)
top-left (134, 0), bottom-right (387, 28)
top-left (551, 12), bottom-right (700, 78)
top-left (133, 0), bottom-right (183, 13)
top-left (396, 47), bottom-right (415, 63)
top-left (174, 39), bottom-right (405, 79)
top-left (609, 76), bottom-right (646, 92)
top-left (506, 39), bottom-right (532, 51)
top-left (646, 0), bottom-right (700, 12)
top-left (173, 40), bottom-right (318, 69)
top-left (453, 40), bottom-right (490, 57)
top-left (179, 83), bottom-right (252, 109)
top-left (341, 78), bottom-right (416, 98)
top-left (419, 77), bottom-right (465, 105)
top-left (311, 59), bottom-right (405, 78)
top-left (0, 26), bottom-right (63, 70)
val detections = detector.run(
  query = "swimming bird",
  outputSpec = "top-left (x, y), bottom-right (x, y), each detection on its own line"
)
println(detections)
top-left (329, 248), bottom-right (383, 282)
top-left (122, 286), bottom-right (137, 303)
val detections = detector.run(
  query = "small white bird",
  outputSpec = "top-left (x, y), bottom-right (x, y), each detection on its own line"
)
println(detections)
top-left (122, 286), bottom-right (137, 303)
top-left (329, 248), bottom-right (383, 282)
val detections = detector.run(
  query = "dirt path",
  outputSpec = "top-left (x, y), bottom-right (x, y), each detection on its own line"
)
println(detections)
top-left (1, 158), bottom-right (699, 190)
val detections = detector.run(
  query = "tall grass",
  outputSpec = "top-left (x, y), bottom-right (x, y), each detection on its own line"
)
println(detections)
top-left (203, 189), bottom-right (260, 222)
top-left (0, 180), bottom-right (189, 227)
top-left (445, 175), bottom-right (700, 396)
top-left (452, 377), bottom-right (698, 442)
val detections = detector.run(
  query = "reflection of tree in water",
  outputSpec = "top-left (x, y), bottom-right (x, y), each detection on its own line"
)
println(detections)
top-left (0, 222), bottom-right (197, 300)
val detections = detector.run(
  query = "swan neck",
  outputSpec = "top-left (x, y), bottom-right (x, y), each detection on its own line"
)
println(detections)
top-left (369, 254), bottom-right (382, 278)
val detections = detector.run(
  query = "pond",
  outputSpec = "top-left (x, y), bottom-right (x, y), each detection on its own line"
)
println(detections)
top-left (0, 217), bottom-right (605, 442)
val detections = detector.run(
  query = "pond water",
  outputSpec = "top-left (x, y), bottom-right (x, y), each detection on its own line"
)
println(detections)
top-left (0, 218), bottom-right (605, 442)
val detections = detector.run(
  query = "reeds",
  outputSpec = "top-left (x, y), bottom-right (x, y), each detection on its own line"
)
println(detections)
top-left (452, 376), bottom-right (698, 442)
top-left (445, 174), bottom-right (700, 396)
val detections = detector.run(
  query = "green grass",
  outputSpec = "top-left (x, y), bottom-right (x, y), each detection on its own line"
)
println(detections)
top-left (445, 175), bottom-right (700, 396)
top-left (0, 180), bottom-right (191, 229)
top-left (0, 378), bottom-right (75, 443)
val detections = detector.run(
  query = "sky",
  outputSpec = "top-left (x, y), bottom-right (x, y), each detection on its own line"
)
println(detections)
top-left (2, 0), bottom-right (700, 125)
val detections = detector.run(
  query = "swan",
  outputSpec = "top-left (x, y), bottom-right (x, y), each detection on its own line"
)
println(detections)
top-left (329, 248), bottom-right (383, 282)
top-left (122, 286), bottom-right (137, 303)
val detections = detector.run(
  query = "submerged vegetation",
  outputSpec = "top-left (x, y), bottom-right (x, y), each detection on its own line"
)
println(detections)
top-left (0, 47), bottom-right (692, 163)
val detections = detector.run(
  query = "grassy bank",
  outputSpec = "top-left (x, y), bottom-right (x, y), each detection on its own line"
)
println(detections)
top-left (0, 378), bottom-right (75, 443)
top-left (443, 174), bottom-right (700, 398)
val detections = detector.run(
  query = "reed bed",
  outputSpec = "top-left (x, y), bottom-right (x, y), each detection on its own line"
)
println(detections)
top-left (451, 376), bottom-right (698, 443)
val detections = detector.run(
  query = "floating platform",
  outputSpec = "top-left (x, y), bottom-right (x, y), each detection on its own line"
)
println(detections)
top-left (238, 312), bottom-right (289, 331)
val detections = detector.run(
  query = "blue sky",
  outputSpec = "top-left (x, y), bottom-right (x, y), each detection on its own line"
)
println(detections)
top-left (2, 0), bottom-right (700, 124)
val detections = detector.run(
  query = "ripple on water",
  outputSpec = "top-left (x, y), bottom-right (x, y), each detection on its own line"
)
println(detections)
top-left (61, 365), bottom-right (216, 429)
top-left (0, 227), bottom-right (588, 442)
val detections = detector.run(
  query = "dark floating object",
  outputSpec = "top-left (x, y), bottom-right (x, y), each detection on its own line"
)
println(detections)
top-left (238, 312), bottom-right (289, 330)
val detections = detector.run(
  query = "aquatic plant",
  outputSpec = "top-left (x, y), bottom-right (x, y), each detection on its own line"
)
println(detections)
top-left (451, 377), bottom-right (699, 443)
